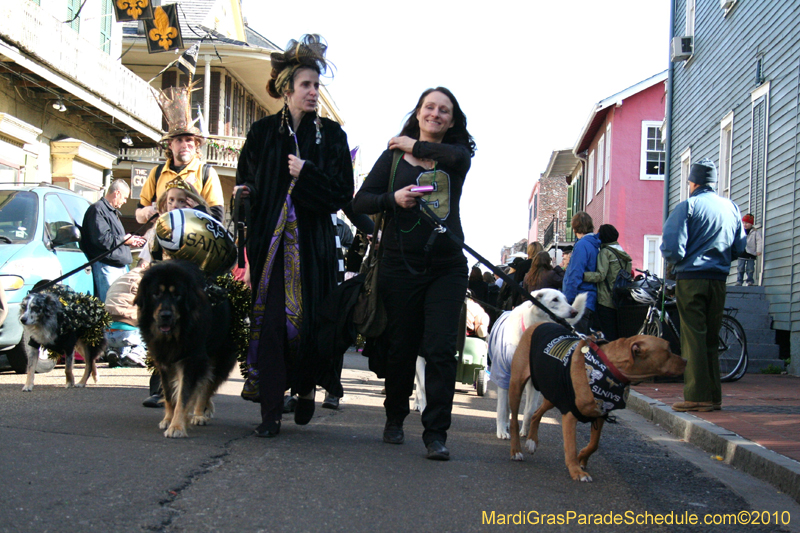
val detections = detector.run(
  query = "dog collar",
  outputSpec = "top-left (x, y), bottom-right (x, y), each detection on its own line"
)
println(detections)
top-left (588, 341), bottom-right (629, 384)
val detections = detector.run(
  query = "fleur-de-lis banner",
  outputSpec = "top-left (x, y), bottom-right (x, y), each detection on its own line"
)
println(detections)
top-left (144, 4), bottom-right (183, 53)
top-left (113, 0), bottom-right (154, 21)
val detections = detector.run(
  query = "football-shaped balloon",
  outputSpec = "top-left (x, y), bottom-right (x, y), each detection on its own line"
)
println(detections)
top-left (153, 209), bottom-right (236, 276)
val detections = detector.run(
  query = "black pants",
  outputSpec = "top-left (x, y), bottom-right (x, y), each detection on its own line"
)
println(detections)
top-left (258, 246), bottom-right (288, 424)
top-left (592, 304), bottom-right (618, 341)
top-left (378, 257), bottom-right (468, 445)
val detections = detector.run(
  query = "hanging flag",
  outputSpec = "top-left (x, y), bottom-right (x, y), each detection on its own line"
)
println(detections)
top-left (113, 0), bottom-right (154, 21)
top-left (144, 4), bottom-right (183, 53)
top-left (177, 43), bottom-right (200, 79)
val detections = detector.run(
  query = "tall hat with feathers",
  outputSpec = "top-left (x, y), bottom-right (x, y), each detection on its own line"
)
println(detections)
top-left (152, 80), bottom-right (203, 143)
top-left (267, 34), bottom-right (330, 99)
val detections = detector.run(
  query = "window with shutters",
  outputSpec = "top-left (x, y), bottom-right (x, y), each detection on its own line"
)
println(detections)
top-left (680, 147), bottom-right (691, 202)
top-left (605, 123), bottom-right (611, 183)
top-left (587, 150), bottom-right (595, 202)
top-left (66, 0), bottom-right (81, 32)
top-left (100, 0), bottom-right (112, 54)
top-left (719, 111), bottom-right (734, 199)
top-left (596, 135), bottom-right (605, 194)
top-left (749, 83), bottom-right (770, 225)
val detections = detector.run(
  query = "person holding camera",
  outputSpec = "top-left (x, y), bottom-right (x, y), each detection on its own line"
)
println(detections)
top-left (352, 87), bottom-right (476, 461)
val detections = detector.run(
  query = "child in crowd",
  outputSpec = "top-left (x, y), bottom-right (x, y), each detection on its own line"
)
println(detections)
top-left (141, 179), bottom-right (208, 407)
top-left (736, 213), bottom-right (762, 286)
top-left (104, 266), bottom-right (148, 367)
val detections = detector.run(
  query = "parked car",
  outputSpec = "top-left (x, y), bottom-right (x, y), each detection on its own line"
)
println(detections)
top-left (0, 183), bottom-right (95, 373)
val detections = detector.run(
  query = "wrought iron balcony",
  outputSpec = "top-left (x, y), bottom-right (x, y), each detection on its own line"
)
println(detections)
top-left (542, 216), bottom-right (575, 250)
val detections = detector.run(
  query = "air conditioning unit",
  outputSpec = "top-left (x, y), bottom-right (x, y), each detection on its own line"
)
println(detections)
top-left (721, 0), bottom-right (736, 10)
top-left (671, 36), bottom-right (693, 62)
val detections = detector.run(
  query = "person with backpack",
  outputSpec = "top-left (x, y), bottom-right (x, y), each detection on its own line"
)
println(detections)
top-left (134, 84), bottom-right (225, 224)
top-left (583, 224), bottom-right (631, 341)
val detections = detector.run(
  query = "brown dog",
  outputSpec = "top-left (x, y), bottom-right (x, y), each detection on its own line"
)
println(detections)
top-left (508, 323), bottom-right (686, 482)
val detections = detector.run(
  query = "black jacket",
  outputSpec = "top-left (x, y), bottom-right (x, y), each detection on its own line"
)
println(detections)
top-left (80, 197), bottom-right (131, 267)
top-left (236, 111), bottom-right (354, 396)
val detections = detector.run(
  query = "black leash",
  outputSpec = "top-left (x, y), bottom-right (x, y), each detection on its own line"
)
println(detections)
top-left (416, 198), bottom-right (589, 339)
top-left (32, 213), bottom-right (159, 294)
top-left (232, 188), bottom-right (249, 268)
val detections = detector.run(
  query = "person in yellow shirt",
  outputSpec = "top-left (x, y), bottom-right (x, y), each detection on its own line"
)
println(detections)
top-left (135, 85), bottom-right (225, 223)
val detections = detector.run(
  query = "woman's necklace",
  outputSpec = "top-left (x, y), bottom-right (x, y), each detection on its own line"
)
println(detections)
top-left (287, 122), bottom-right (301, 157)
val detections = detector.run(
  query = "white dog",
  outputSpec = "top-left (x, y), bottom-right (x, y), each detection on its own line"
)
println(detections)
top-left (488, 289), bottom-right (587, 439)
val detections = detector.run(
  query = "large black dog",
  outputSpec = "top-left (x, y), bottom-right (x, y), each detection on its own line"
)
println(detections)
top-left (137, 260), bottom-right (237, 438)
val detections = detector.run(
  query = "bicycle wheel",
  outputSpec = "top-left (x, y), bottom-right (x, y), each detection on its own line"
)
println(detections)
top-left (719, 315), bottom-right (748, 382)
top-left (638, 312), bottom-right (663, 338)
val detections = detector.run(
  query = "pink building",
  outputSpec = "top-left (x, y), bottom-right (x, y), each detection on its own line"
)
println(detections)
top-left (572, 71), bottom-right (668, 276)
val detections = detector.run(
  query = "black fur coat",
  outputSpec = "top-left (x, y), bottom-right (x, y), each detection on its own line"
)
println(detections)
top-left (236, 111), bottom-right (354, 396)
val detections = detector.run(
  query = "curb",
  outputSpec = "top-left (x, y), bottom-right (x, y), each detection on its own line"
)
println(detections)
top-left (627, 390), bottom-right (800, 505)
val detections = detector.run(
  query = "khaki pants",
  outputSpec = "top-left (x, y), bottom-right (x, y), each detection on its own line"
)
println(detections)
top-left (676, 279), bottom-right (726, 403)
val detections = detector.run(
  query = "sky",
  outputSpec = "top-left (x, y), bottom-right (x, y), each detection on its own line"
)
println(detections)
top-left (246, 0), bottom-right (671, 263)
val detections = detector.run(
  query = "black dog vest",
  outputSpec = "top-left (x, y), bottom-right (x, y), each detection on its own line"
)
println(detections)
top-left (529, 323), bottom-right (629, 423)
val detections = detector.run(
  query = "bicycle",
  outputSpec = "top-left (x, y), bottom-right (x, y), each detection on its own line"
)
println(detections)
top-left (626, 269), bottom-right (748, 382)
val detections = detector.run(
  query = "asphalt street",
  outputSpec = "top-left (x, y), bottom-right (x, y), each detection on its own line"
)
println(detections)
top-left (0, 352), bottom-right (798, 533)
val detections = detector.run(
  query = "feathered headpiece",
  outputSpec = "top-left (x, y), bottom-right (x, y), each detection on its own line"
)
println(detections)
top-left (267, 34), bottom-right (330, 98)
top-left (152, 81), bottom-right (203, 143)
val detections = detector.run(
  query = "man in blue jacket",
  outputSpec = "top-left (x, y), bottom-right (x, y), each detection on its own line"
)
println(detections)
top-left (562, 211), bottom-right (600, 334)
top-left (661, 159), bottom-right (746, 412)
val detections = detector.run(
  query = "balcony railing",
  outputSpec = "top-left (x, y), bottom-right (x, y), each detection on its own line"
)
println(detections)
top-left (542, 216), bottom-right (575, 250)
top-left (118, 136), bottom-right (245, 168)
top-left (1, 1), bottom-right (162, 130)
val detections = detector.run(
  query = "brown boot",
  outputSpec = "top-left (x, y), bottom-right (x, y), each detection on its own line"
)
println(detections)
top-left (672, 401), bottom-right (714, 412)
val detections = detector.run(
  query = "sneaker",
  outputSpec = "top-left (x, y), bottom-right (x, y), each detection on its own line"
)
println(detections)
top-left (321, 393), bottom-right (340, 410)
top-left (106, 350), bottom-right (120, 368)
top-left (282, 395), bottom-right (298, 413)
top-left (735, 282), bottom-right (743, 286)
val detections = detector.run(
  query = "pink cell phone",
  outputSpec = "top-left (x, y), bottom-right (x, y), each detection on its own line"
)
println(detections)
top-left (411, 185), bottom-right (435, 193)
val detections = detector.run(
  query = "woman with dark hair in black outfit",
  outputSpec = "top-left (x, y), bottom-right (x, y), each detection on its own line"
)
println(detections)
top-left (352, 87), bottom-right (475, 461)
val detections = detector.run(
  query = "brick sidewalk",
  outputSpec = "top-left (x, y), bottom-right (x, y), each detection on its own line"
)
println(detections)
top-left (633, 373), bottom-right (800, 462)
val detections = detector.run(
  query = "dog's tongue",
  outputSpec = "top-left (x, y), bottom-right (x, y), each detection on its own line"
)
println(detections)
top-left (160, 326), bottom-right (172, 334)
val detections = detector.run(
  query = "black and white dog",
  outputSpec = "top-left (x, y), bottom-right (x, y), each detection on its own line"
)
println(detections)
top-left (19, 289), bottom-right (108, 392)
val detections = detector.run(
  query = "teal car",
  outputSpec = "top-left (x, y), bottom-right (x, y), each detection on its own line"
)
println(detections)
top-left (0, 184), bottom-right (95, 373)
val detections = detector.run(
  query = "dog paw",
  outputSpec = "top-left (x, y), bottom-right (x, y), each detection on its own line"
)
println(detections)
top-left (525, 439), bottom-right (538, 454)
top-left (164, 426), bottom-right (188, 438)
top-left (21, 385), bottom-right (32, 392)
top-left (74, 383), bottom-right (85, 388)
top-left (65, 382), bottom-right (74, 388)
top-left (571, 470), bottom-right (593, 482)
top-left (190, 415), bottom-right (209, 426)
top-left (511, 452), bottom-right (525, 461)
top-left (519, 428), bottom-right (528, 437)
top-left (158, 418), bottom-right (172, 430)
top-left (496, 431), bottom-right (510, 440)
